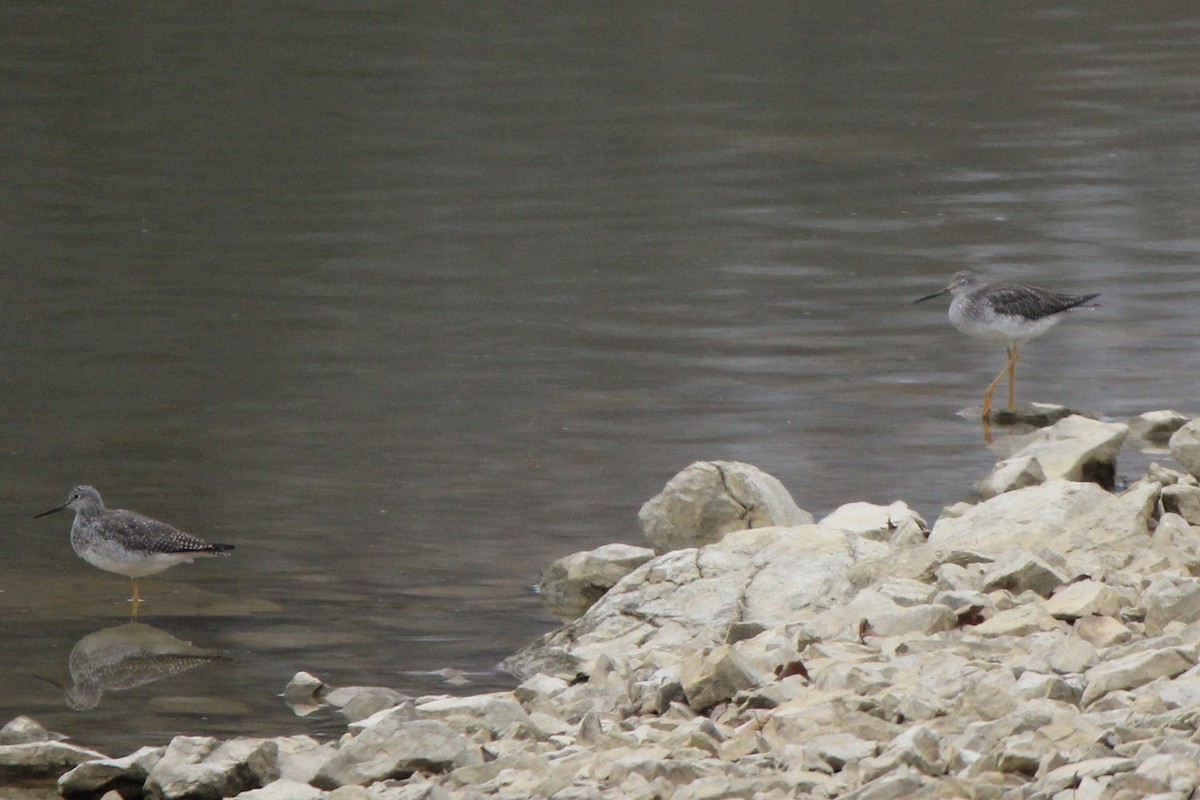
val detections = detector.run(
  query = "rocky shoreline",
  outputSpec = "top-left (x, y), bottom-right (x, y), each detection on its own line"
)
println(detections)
top-left (7, 409), bottom-right (1200, 799)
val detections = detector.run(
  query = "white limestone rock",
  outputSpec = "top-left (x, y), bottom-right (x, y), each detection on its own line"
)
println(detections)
top-left (1073, 615), bottom-right (1133, 648)
top-left (975, 455), bottom-right (1047, 499)
top-left (679, 645), bottom-right (763, 711)
top-left (1161, 484), bottom-right (1200, 527)
top-left (1045, 580), bottom-right (1126, 620)
top-left (1080, 646), bottom-right (1194, 706)
top-left (980, 549), bottom-right (1070, 597)
top-left (506, 524), bottom-right (885, 677)
top-left (973, 603), bottom-right (1063, 637)
top-left (283, 672), bottom-right (328, 716)
top-left (0, 740), bottom-right (108, 779)
top-left (1142, 576), bottom-right (1200, 635)
top-left (143, 737), bottom-right (279, 800)
top-left (1041, 757), bottom-right (1138, 794)
top-left (1002, 414), bottom-right (1128, 487)
top-left (231, 779), bottom-right (325, 800)
top-left (273, 736), bottom-right (335, 785)
top-left (882, 724), bottom-right (943, 776)
top-left (1129, 410), bottom-right (1190, 450)
top-left (415, 692), bottom-right (532, 736)
top-left (928, 480), bottom-right (1111, 553)
top-left (311, 716), bottom-right (478, 789)
top-left (818, 501), bottom-right (926, 543)
top-left (0, 717), bottom-right (65, 745)
top-left (638, 461), bottom-right (813, 554)
top-left (323, 686), bottom-right (410, 723)
top-left (1170, 419), bottom-right (1200, 479)
top-left (538, 543), bottom-right (655, 621)
top-left (58, 746), bottom-right (164, 797)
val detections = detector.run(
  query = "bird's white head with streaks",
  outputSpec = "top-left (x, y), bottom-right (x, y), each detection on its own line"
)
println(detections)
top-left (913, 270), bottom-right (983, 304)
top-left (34, 485), bottom-right (106, 519)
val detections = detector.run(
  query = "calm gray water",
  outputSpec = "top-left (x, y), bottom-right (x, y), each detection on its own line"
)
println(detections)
top-left (2, 3), bottom-right (1199, 755)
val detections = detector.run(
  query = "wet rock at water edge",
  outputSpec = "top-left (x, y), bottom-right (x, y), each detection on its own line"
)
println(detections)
top-left (58, 746), bottom-right (164, 798)
top-left (0, 717), bottom-right (67, 746)
top-left (0, 740), bottom-right (108, 780)
top-left (985, 401), bottom-right (1078, 428)
top-left (538, 542), bottom-right (655, 621)
top-left (1128, 409), bottom-right (1190, 450)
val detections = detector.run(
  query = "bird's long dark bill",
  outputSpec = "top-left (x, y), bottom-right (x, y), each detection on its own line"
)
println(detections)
top-left (913, 288), bottom-right (950, 304)
top-left (33, 503), bottom-right (67, 519)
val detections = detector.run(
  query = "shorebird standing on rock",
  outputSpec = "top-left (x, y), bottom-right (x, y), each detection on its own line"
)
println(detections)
top-left (914, 271), bottom-right (1098, 420)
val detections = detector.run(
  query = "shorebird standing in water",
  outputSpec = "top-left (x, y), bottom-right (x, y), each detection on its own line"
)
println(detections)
top-left (34, 485), bottom-right (234, 613)
top-left (915, 271), bottom-right (1098, 419)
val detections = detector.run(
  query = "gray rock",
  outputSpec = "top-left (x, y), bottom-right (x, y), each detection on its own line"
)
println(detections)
top-left (273, 736), bottom-right (335, 785)
top-left (806, 731), bottom-right (878, 770)
top-left (0, 741), bottom-right (108, 779)
top-left (638, 461), bottom-right (813, 553)
top-left (875, 578), bottom-right (936, 607)
top-left (928, 480), bottom-right (1111, 553)
top-left (1045, 580), bottom-right (1125, 620)
top-left (311, 716), bottom-right (477, 789)
top-left (513, 673), bottom-right (568, 705)
top-left (882, 724), bottom-right (943, 776)
top-left (1044, 636), bottom-right (1099, 675)
top-left (0, 717), bottom-right (65, 745)
top-left (1142, 576), bottom-right (1200, 636)
top-left (1073, 615), bottom-right (1133, 648)
top-left (980, 549), bottom-right (1070, 597)
top-left (415, 692), bottom-right (532, 736)
top-left (679, 645), bottom-right (762, 711)
top-left (1041, 757), bottom-right (1138, 794)
top-left (1057, 479), bottom-right (1160, 561)
top-left (838, 767), bottom-right (927, 800)
top-left (323, 686), bottom-right (410, 723)
top-left (282, 672), bottom-right (327, 716)
top-left (1161, 484), bottom-right (1200, 526)
top-left (538, 543), bottom-right (655, 621)
top-left (975, 455), bottom-right (1047, 499)
top-left (973, 603), bottom-right (1063, 637)
top-left (231, 779), bottom-right (325, 800)
top-left (1014, 671), bottom-right (1079, 704)
top-left (1080, 647), bottom-right (1194, 706)
top-left (58, 745), bottom-right (164, 796)
top-left (818, 501), bottom-right (925, 542)
top-left (1003, 414), bottom-right (1128, 488)
top-left (1170, 419), bottom-right (1200, 479)
top-left (143, 737), bottom-right (279, 800)
top-left (508, 524), bottom-right (884, 677)
top-left (1129, 410), bottom-right (1190, 450)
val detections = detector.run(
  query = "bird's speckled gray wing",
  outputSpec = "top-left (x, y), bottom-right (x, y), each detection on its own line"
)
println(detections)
top-left (975, 284), bottom-right (1099, 321)
top-left (98, 509), bottom-right (234, 555)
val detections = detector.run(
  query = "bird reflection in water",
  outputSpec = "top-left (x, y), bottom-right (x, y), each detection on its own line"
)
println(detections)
top-left (37, 622), bottom-right (229, 710)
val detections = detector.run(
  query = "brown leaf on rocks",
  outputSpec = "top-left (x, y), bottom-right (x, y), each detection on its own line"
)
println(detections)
top-left (774, 659), bottom-right (810, 681)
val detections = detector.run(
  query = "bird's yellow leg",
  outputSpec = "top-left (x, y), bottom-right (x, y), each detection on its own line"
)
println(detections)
top-left (981, 360), bottom-right (1009, 420)
top-left (131, 578), bottom-right (141, 619)
top-left (1007, 344), bottom-right (1020, 409)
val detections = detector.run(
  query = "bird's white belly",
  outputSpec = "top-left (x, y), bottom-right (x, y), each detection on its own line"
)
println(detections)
top-left (950, 303), bottom-right (1061, 343)
top-left (74, 542), bottom-right (194, 578)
